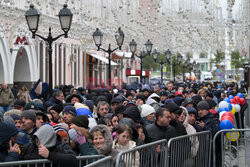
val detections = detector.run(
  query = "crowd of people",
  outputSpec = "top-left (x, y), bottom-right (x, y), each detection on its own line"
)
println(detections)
top-left (0, 81), bottom-right (248, 166)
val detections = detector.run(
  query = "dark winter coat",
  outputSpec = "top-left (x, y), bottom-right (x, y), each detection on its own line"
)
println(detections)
top-left (170, 121), bottom-right (187, 136)
top-left (20, 125), bottom-right (77, 167)
top-left (45, 97), bottom-right (62, 107)
top-left (199, 112), bottom-right (220, 137)
top-left (145, 122), bottom-right (177, 143)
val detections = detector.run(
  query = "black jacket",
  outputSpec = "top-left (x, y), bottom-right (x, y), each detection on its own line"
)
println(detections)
top-left (170, 121), bottom-right (187, 136)
top-left (145, 122), bottom-right (177, 143)
top-left (20, 136), bottom-right (77, 167)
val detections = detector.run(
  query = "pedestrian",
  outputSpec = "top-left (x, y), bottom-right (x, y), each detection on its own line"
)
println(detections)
top-left (113, 124), bottom-right (139, 167)
top-left (17, 85), bottom-right (31, 103)
top-left (140, 104), bottom-right (155, 127)
top-left (0, 83), bottom-right (14, 114)
top-left (20, 124), bottom-right (77, 167)
top-left (0, 122), bottom-right (21, 162)
top-left (90, 125), bottom-right (118, 163)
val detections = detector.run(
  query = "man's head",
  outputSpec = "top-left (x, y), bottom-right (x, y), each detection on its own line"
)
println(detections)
top-left (167, 83), bottom-right (173, 92)
top-left (197, 101), bottom-right (210, 118)
top-left (1, 83), bottom-right (7, 89)
top-left (49, 104), bottom-right (63, 122)
top-left (110, 97), bottom-right (122, 113)
top-left (160, 91), bottom-right (168, 102)
top-left (53, 90), bottom-right (64, 102)
top-left (21, 110), bottom-right (36, 134)
top-left (156, 108), bottom-right (171, 127)
top-left (14, 100), bottom-right (26, 111)
top-left (186, 107), bottom-right (197, 125)
top-left (165, 102), bottom-right (182, 121)
top-left (63, 106), bottom-right (77, 124)
top-left (97, 101), bottom-right (110, 117)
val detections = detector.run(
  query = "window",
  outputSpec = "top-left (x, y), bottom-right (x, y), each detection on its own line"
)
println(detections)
top-left (199, 52), bottom-right (208, 59)
top-left (39, 42), bottom-right (43, 80)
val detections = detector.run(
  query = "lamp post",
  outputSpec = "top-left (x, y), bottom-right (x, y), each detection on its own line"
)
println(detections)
top-left (92, 27), bottom-right (125, 87)
top-left (152, 49), bottom-right (165, 84)
top-left (183, 58), bottom-right (190, 82)
top-left (129, 39), bottom-right (153, 84)
top-left (169, 53), bottom-right (182, 82)
top-left (165, 49), bottom-right (172, 80)
top-left (25, 4), bottom-right (73, 95)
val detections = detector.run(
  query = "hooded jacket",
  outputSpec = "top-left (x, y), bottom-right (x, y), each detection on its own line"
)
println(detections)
top-left (0, 122), bottom-right (19, 162)
top-left (113, 140), bottom-right (139, 167)
top-left (0, 88), bottom-right (14, 106)
top-left (146, 93), bottom-right (161, 111)
top-left (179, 106), bottom-right (199, 157)
top-left (90, 125), bottom-right (118, 163)
top-left (20, 124), bottom-right (77, 167)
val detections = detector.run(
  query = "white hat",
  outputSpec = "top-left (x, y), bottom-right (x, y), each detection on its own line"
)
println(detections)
top-left (141, 104), bottom-right (155, 118)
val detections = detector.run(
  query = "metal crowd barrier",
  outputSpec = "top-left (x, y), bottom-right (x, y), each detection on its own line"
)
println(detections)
top-left (213, 129), bottom-right (250, 167)
top-left (167, 131), bottom-right (212, 167)
top-left (0, 155), bottom-right (105, 167)
top-left (85, 156), bottom-right (113, 167)
top-left (115, 139), bottom-right (168, 167)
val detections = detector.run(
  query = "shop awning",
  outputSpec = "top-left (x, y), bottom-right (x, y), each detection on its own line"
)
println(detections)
top-left (114, 52), bottom-right (132, 59)
top-left (87, 52), bottom-right (118, 66)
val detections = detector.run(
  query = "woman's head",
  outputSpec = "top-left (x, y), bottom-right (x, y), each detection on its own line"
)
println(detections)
top-left (111, 115), bottom-right (119, 128)
top-left (92, 130), bottom-right (105, 149)
top-left (116, 125), bottom-right (132, 146)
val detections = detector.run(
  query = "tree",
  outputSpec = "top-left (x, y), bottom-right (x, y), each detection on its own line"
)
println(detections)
top-left (210, 50), bottom-right (225, 68)
top-left (231, 50), bottom-right (246, 70)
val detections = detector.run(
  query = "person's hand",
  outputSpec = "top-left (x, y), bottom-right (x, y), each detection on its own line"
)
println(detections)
top-left (8, 140), bottom-right (19, 153)
top-left (156, 145), bottom-right (161, 154)
top-left (77, 131), bottom-right (86, 145)
top-left (70, 124), bottom-right (90, 139)
top-left (196, 121), bottom-right (205, 129)
top-left (38, 144), bottom-right (49, 158)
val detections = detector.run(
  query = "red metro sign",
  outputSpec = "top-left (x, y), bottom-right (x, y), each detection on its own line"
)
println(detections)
top-left (14, 36), bottom-right (29, 45)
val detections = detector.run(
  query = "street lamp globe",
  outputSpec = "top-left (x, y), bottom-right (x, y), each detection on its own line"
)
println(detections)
top-left (152, 49), bottom-right (158, 62)
top-left (129, 39), bottom-right (137, 54)
top-left (25, 4), bottom-right (40, 38)
top-left (115, 27), bottom-right (125, 49)
top-left (58, 4), bottom-right (73, 37)
top-left (92, 28), bottom-right (103, 50)
top-left (177, 53), bottom-right (183, 63)
top-left (165, 49), bottom-right (171, 61)
top-left (145, 39), bottom-right (153, 54)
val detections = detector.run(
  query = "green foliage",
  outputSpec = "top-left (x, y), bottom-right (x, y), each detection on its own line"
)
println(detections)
top-left (210, 50), bottom-right (225, 68)
top-left (230, 50), bottom-right (247, 69)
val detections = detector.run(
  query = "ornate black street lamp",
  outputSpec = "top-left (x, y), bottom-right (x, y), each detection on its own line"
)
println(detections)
top-left (129, 39), bottom-right (153, 84)
top-left (153, 49), bottom-right (165, 84)
top-left (25, 4), bottom-right (73, 95)
top-left (92, 27), bottom-right (125, 87)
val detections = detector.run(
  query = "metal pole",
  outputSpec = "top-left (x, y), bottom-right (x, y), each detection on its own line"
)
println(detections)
top-left (171, 55), bottom-right (173, 80)
top-left (108, 44), bottom-right (111, 87)
top-left (140, 52), bottom-right (143, 84)
top-left (161, 63), bottom-right (163, 84)
top-left (173, 63), bottom-right (176, 82)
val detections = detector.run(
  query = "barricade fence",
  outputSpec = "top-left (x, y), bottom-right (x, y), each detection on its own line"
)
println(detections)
top-left (115, 139), bottom-right (168, 167)
top-left (0, 155), bottom-right (104, 167)
top-left (84, 156), bottom-right (112, 167)
top-left (167, 131), bottom-right (212, 167)
top-left (213, 129), bottom-right (250, 167)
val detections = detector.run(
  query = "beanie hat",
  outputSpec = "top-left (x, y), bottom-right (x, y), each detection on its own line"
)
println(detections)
top-left (186, 107), bottom-right (198, 117)
top-left (68, 128), bottom-right (77, 143)
top-left (36, 103), bottom-right (46, 111)
top-left (63, 106), bottom-right (77, 117)
top-left (197, 101), bottom-right (210, 111)
top-left (115, 105), bottom-right (126, 115)
top-left (160, 91), bottom-right (168, 96)
top-left (14, 100), bottom-right (26, 108)
top-left (21, 110), bottom-right (36, 123)
top-left (135, 95), bottom-right (146, 104)
top-left (165, 102), bottom-right (181, 114)
top-left (206, 92), bottom-right (214, 99)
top-left (82, 100), bottom-right (94, 113)
top-left (50, 104), bottom-right (63, 114)
top-left (10, 114), bottom-right (22, 121)
top-left (123, 106), bottom-right (142, 123)
top-left (24, 102), bottom-right (38, 110)
top-left (95, 95), bottom-right (108, 105)
top-left (191, 95), bottom-right (203, 105)
top-left (205, 99), bottom-right (217, 109)
top-left (173, 97), bottom-right (184, 106)
top-left (111, 97), bottom-right (122, 104)
top-left (3, 116), bottom-right (15, 126)
top-left (164, 99), bottom-right (174, 106)
top-left (71, 115), bottom-right (89, 129)
top-left (141, 104), bottom-right (155, 118)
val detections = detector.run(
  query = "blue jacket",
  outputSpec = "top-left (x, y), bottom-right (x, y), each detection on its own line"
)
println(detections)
top-left (200, 112), bottom-right (220, 137)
